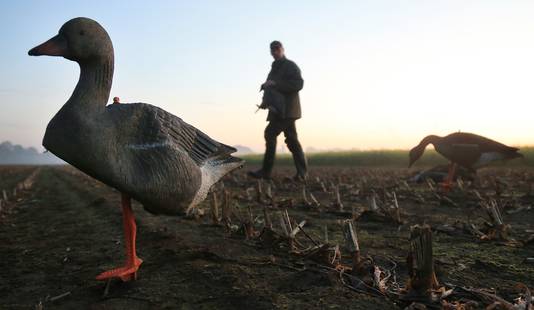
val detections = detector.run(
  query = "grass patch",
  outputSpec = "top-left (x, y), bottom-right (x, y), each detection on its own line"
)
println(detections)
top-left (241, 147), bottom-right (534, 167)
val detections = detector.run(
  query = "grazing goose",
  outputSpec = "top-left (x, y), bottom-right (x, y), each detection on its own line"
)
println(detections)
top-left (28, 17), bottom-right (243, 281)
top-left (409, 132), bottom-right (522, 189)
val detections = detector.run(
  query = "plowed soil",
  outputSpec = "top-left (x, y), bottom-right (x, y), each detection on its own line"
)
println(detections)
top-left (0, 165), bottom-right (532, 309)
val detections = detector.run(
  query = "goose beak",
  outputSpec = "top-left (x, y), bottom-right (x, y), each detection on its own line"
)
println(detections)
top-left (28, 34), bottom-right (68, 57)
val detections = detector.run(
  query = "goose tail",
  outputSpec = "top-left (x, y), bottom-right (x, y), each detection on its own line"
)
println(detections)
top-left (207, 154), bottom-right (245, 178)
top-left (187, 154), bottom-right (244, 213)
top-left (209, 142), bottom-right (245, 177)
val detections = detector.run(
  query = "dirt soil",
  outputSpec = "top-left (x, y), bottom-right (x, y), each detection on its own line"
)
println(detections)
top-left (0, 165), bottom-right (533, 309)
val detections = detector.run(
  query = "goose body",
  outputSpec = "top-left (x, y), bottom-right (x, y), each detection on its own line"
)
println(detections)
top-left (409, 132), bottom-right (522, 170)
top-left (44, 101), bottom-right (242, 215)
top-left (29, 17), bottom-right (242, 280)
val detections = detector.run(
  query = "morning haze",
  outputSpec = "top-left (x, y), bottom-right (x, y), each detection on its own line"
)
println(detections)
top-left (1, 1), bottom-right (534, 152)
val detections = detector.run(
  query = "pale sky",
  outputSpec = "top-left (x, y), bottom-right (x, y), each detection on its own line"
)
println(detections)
top-left (1, 0), bottom-right (534, 152)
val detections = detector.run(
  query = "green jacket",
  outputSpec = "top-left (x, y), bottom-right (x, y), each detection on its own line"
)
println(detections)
top-left (265, 57), bottom-right (303, 121)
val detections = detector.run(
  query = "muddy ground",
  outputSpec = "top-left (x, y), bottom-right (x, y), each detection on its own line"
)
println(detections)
top-left (0, 165), bottom-right (533, 309)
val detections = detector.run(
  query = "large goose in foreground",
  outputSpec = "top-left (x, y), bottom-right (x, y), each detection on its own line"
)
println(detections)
top-left (409, 132), bottom-right (522, 189)
top-left (28, 17), bottom-right (243, 281)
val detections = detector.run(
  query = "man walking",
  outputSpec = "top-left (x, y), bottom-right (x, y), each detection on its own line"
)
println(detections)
top-left (249, 41), bottom-right (308, 181)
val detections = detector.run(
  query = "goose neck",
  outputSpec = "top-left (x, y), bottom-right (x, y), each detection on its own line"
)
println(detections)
top-left (66, 56), bottom-right (114, 113)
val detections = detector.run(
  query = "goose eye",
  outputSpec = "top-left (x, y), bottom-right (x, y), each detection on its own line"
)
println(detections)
top-left (79, 30), bottom-right (85, 36)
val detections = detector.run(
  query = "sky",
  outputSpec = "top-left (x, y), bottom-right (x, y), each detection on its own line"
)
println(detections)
top-left (1, 0), bottom-right (534, 152)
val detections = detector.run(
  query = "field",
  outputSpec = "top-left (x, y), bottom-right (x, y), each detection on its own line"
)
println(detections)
top-left (0, 162), bottom-right (533, 309)
top-left (242, 147), bottom-right (534, 167)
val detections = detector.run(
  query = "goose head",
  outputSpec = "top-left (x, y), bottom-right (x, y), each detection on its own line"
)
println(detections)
top-left (28, 17), bottom-right (113, 64)
top-left (408, 135), bottom-right (441, 167)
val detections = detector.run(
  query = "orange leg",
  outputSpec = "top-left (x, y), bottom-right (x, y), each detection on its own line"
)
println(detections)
top-left (440, 162), bottom-right (457, 192)
top-left (96, 193), bottom-right (143, 281)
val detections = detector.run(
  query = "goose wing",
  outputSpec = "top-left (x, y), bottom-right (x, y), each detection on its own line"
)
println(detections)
top-left (448, 143), bottom-right (481, 167)
top-left (444, 132), bottom-right (518, 153)
top-left (107, 102), bottom-right (237, 165)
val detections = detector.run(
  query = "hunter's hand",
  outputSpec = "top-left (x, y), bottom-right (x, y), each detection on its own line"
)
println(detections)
top-left (262, 80), bottom-right (276, 88)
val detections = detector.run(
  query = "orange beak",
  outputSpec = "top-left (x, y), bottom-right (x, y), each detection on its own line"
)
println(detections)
top-left (28, 34), bottom-right (68, 57)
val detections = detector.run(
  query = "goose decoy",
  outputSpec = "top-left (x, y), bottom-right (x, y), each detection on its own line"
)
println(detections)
top-left (409, 164), bottom-right (475, 184)
top-left (28, 17), bottom-right (243, 281)
top-left (409, 132), bottom-right (522, 189)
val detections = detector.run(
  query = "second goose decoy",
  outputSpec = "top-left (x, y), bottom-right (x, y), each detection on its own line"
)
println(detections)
top-left (409, 132), bottom-right (522, 189)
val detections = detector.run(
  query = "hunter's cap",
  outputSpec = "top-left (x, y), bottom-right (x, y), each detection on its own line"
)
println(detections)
top-left (270, 41), bottom-right (283, 49)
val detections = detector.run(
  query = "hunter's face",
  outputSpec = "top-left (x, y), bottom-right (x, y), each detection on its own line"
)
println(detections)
top-left (271, 47), bottom-right (284, 60)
